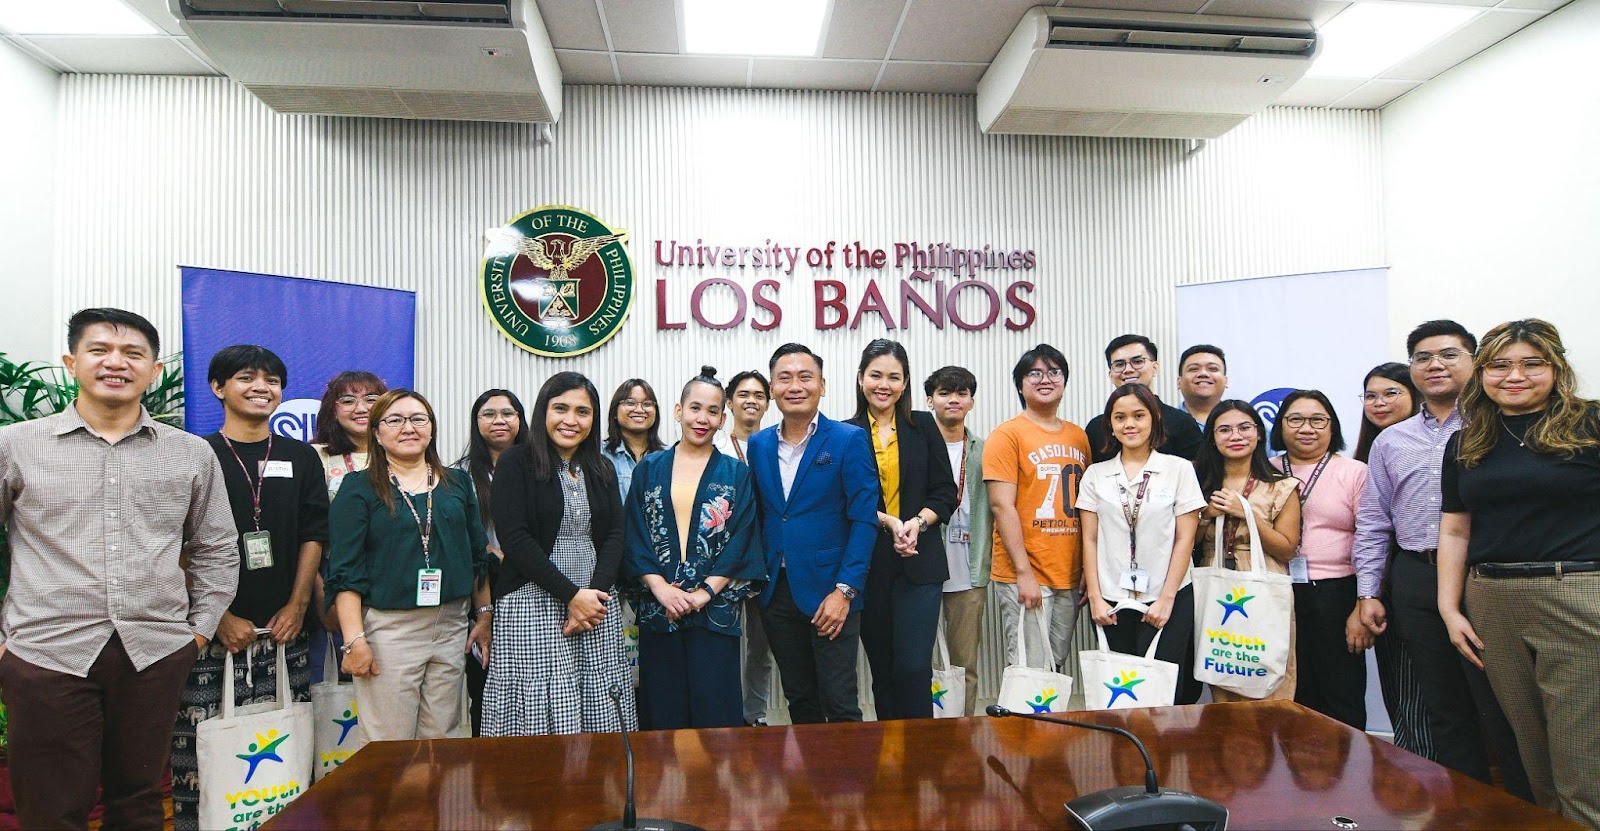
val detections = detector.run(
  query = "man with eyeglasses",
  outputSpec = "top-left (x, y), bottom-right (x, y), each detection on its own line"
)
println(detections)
top-left (1083, 335), bottom-right (1204, 463)
top-left (1351, 320), bottom-right (1530, 800)
top-left (983, 344), bottom-right (1091, 674)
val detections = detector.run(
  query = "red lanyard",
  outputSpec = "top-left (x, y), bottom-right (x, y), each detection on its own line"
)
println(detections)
top-left (391, 468), bottom-right (435, 568)
top-left (730, 435), bottom-right (747, 464)
top-left (1121, 471), bottom-right (1151, 567)
top-left (222, 434), bottom-right (272, 531)
top-left (954, 440), bottom-right (968, 507)
top-left (343, 454), bottom-right (356, 474)
top-left (1223, 477), bottom-right (1257, 562)
top-left (1280, 452), bottom-right (1331, 504)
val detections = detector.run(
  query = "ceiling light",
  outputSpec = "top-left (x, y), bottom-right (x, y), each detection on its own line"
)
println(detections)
top-left (1307, 2), bottom-right (1478, 79)
top-left (0, 0), bottom-right (158, 35)
top-left (683, 0), bottom-right (829, 57)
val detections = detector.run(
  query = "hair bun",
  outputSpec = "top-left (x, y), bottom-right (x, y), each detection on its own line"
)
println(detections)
top-left (700, 365), bottom-right (717, 379)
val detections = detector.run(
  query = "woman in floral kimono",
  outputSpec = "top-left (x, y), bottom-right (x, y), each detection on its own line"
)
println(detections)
top-left (622, 366), bottom-right (767, 729)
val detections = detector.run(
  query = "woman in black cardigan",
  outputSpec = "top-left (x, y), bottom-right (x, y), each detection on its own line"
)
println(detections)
top-left (849, 339), bottom-right (958, 720)
top-left (482, 371), bottom-right (635, 736)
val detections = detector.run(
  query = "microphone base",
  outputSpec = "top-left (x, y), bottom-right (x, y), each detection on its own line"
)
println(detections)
top-left (587, 819), bottom-right (705, 831)
top-left (1065, 785), bottom-right (1229, 831)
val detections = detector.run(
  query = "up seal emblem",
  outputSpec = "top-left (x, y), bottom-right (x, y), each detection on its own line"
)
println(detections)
top-left (481, 205), bottom-right (634, 357)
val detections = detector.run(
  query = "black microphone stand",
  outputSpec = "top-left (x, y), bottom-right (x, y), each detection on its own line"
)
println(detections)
top-left (587, 686), bottom-right (703, 831)
top-left (986, 704), bottom-right (1229, 831)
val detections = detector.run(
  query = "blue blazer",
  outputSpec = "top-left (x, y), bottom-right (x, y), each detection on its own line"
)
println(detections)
top-left (749, 413), bottom-right (880, 617)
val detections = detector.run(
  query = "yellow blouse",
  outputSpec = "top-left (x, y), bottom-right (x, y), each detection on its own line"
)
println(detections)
top-left (869, 413), bottom-right (901, 517)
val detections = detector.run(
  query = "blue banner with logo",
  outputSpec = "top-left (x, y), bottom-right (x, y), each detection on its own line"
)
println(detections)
top-left (180, 267), bottom-right (416, 440)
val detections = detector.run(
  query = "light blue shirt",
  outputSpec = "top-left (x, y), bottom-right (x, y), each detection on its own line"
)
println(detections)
top-left (604, 445), bottom-right (642, 502)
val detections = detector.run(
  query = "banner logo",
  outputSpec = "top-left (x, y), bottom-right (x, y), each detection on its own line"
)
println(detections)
top-left (237, 730), bottom-right (291, 783)
top-left (481, 205), bottom-right (634, 358)
top-left (269, 398), bottom-right (322, 441)
top-left (1218, 587), bottom-right (1255, 625)
top-left (1105, 670), bottom-right (1145, 706)
top-left (1250, 388), bottom-right (1295, 433)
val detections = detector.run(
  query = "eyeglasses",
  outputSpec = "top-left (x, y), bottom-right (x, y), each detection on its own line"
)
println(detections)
top-left (336, 393), bottom-right (382, 407)
top-left (1024, 368), bottom-right (1064, 383)
top-left (620, 400), bottom-right (657, 411)
top-left (1410, 349), bottom-right (1471, 367)
top-left (378, 414), bottom-right (432, 429)
top-left (1482, 358), bottom-right (1551, 379)
top-left (1361, 388), bottom-right (1406, 405)
top-left (478, 408), bottom-right (518, 422)
top-left (1109, 356), bottom-right (1149, 373)
top-left (1281, 415), bottom-right (1331, 430)
top-left (1215, 423), bottom-right (1257, 438)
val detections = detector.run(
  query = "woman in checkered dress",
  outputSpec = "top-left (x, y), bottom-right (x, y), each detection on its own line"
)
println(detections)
top-left (482, 371), bottom-right (637, 735)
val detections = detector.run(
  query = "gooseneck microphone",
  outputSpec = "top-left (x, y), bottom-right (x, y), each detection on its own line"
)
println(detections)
top-left (985, 704), bottom-right (1229, 831)
top-left (587, 686), bottom-right (703, 831)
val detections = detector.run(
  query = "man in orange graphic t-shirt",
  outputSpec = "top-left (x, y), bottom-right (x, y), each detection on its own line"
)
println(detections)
top-left (983, 343), bottom-right (1090, 674)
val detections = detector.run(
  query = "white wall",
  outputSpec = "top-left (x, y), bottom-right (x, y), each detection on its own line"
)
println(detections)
top-left (0, 41), bottom-right (58, 365)
top-left (30, 79), bottom-right (1384, 452)
top-left (1383, 0), bottom-right (1600, 388)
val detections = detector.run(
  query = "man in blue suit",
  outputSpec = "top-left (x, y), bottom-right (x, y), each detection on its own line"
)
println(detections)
top-left (749, 343), bottom-right (880, 723)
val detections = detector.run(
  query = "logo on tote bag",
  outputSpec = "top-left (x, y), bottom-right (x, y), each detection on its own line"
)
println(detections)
top-left (481, 205), bottom-right (635, 358)
top-left (1028, 688), bottom-right (1061, 713)
top-left (237, 730), bottom-right (291, 783)
top-left (1105, 671), bottom-right (1145, 706)
top-left (1217, 587), bottom-right (1255, 624)
top-left (333, 705), bottom-right (360, 745)
top-left (931, 682), bottom-right (951, 710)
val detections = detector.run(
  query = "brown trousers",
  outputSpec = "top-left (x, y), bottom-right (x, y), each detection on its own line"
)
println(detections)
top-left (0, 635), bottom-right (196, 831)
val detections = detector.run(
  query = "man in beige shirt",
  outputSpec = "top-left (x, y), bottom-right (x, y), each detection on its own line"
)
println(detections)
top-left (0, 308), bottom-right (238, 830)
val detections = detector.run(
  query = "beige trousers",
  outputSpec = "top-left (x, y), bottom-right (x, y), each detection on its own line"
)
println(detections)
top-left (941, 586), bottom-right (987, 716)
top-left (354, 599), bottom-right (469, 742)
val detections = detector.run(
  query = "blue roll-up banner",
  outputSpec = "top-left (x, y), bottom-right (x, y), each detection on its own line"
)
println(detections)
top-left (180, 267), bottom-right (416, 439)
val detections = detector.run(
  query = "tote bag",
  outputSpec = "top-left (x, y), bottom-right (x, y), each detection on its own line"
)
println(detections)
top-left (1078, 600), bottom-right (1179, 710)
top-left (197, 637), bottom-right (315, 831)
top-left (931, 613), bottom-right (966, 719)
top-left (997, 599), bottom-right (1073, 714)
top-left (1190, 492), bottom-right (1293, 698)
top-left (310, 647), bottom-right (367, 781)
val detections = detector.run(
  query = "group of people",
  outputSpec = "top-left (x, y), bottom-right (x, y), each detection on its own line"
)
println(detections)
top-left (0, 307), bottom-right (1596, 828)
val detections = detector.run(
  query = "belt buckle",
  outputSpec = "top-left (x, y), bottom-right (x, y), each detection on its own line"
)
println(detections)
top-left (1556, 561), bottom-right (1564, 580)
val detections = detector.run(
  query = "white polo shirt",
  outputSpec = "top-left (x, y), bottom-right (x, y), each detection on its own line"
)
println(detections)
top-left (1074, 451), bottom-right (1206, 605)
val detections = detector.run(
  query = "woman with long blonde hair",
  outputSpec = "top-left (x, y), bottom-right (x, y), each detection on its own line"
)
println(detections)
top-left (1437, 319), bottom-right (1600, 826)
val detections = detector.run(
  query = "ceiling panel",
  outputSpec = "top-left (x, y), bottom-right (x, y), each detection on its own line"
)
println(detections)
top-left (876, 60), bottom-right (987, 94)
top-left (1083, 0), bottom-right (1210, 13)
top-left (1497, 0), bottom-right (1572, 10)
top-left (750, 58), bottom-right (879, 91)
top-left (615, 52), bottom-right (746, 87)
top-left (1333, 78), bottom-right (1423, 109)
top-left (890, 0), bottom-right (1041, 62)
top-left (24, 35), bottom-right (217, 74)
top-left (1381, 9), bottom-right (1540, 81)
top-left (539, 0), bottom-right (609, 51)
top-left (1273, 75), bottom-right (1364, 107)
top-left (599, 0), bottom-right (680, 54)
top-left (555, 48), bottom-right (616, 83)
top-left (1200, 0), bottom-right (1348, 25)
top-left (819, 0), bottom-right (906, 60)
top-left (122, 0), bottom-right (186, 35)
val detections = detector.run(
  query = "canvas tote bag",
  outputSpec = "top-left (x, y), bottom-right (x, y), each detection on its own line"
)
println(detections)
top-left (1190, 491), bottom-right (1293, 698)
top-left (930, 612), bottom-right (966, 718)
top-left (310, 647), bottom-right (367, 781)
top-left (997, 599), bottom-right (1074, 714)
top-left (197, 636), bottom-right (315, 830)
top-left (1078, 600), bottom-right (1180, 710)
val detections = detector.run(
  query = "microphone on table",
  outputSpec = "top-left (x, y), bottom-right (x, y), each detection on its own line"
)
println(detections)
top-left (588, 685), bottom-right (703, 831)
top-left (985, 704), bottom-right (1229, 831)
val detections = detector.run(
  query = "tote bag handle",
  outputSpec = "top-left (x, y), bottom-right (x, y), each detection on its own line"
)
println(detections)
top-left (936, 609), bottom-right (953, 671)
top-left (1211, 491), bottom-right (1269, 574)
top-left (221, 628), bottom-right (290, 720)
top-left (1012, 595), bottom-right (1058, 670)
top-left (1093, 599), bottom-right (1163, 660)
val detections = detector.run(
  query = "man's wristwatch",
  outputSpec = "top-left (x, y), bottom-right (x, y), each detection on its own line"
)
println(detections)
top-left (834, 583), bottom-right (858, 601)
top-left (1357, 595), bottom-right (1380, 602)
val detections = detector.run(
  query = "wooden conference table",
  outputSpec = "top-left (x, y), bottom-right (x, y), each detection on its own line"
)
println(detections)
top-left (264, 700), bottom-right (1574, 830)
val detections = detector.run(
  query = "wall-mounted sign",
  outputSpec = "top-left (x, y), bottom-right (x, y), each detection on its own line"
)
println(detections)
top-left (480, 205), bottom-right (634, 357)
top-left (652, 238), bottom-right (1038, 333)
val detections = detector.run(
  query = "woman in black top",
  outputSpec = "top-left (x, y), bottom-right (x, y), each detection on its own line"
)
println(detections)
top-left (846, 339), bottom-right (957, 720)
top-left (484, 371), bottom-right (635, 736)
top-left (1437, 319), bottom-right (1600, 826)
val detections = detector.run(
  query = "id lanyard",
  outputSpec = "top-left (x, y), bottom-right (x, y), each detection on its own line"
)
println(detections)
top-left (954, 440), bottom-right (968, 508)
top-left (730, 435), bottom-right (747, 464)
top-left (1120, 471), bottom-right (1152, 569)
top-left (1280, 452), bottom-right (1331, 504)
top-left (1279, 452), bottom-right (1330, 583)
top-left (223, 434), bottom-right (273, 531)
top-left (1222, 478), bottom-right (1257, 565)
top-left (392, 469), bottom-right (436, 569)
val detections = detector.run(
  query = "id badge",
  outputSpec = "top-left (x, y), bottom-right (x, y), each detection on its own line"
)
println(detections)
top-left (417, 568), bottom-right (443, 606)
top-left (1288, 556), bottom-right (1311, 584)
top-left (242, 530), bottom-right (273, 570)
top-left (947, 521), bottom-right (971, 545)
top-left (1119, 568), bottom-right (1150, 594)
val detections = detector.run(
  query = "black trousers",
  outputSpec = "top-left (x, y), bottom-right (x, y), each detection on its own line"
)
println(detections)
top-left (861, 567), bottom-right (942, 720)
top-left (1390, 550), bottom-right (1532, 800)
top-left (1104, 585), bottom-right (1195, 705)
top-left (1292, 575), bottom-right (1367, 730)
top-left (638, 626), bottom-right (743, 730)
top-left (762, 570), bottom-right (862, 724)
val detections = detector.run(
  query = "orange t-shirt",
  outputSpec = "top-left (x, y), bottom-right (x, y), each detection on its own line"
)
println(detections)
top-left (982, 414), bottom-right (1091, 590)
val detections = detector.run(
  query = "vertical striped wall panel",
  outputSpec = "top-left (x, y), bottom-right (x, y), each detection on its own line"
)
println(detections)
top-left (51, 80), bottom-right (1384, 712)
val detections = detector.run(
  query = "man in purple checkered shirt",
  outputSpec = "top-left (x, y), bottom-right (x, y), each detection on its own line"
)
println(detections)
top-left (1350, 319), bottom-right (1529, 801)
top-left (0, 308), bottom-right (238, 829)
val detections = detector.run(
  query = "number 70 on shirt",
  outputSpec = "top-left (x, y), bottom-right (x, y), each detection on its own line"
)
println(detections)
top-left (1034, 463), bottom-right (1082, 520)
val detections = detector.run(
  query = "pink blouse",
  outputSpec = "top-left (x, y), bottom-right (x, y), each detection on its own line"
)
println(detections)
top-left (1282, 454), bottom-right (1368, 580)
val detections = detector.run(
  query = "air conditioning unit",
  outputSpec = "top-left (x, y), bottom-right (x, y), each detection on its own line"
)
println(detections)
top-left (171, 0), bottom-right (561, 123)
top-left (977, 7), bottom-right (1317, 140)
